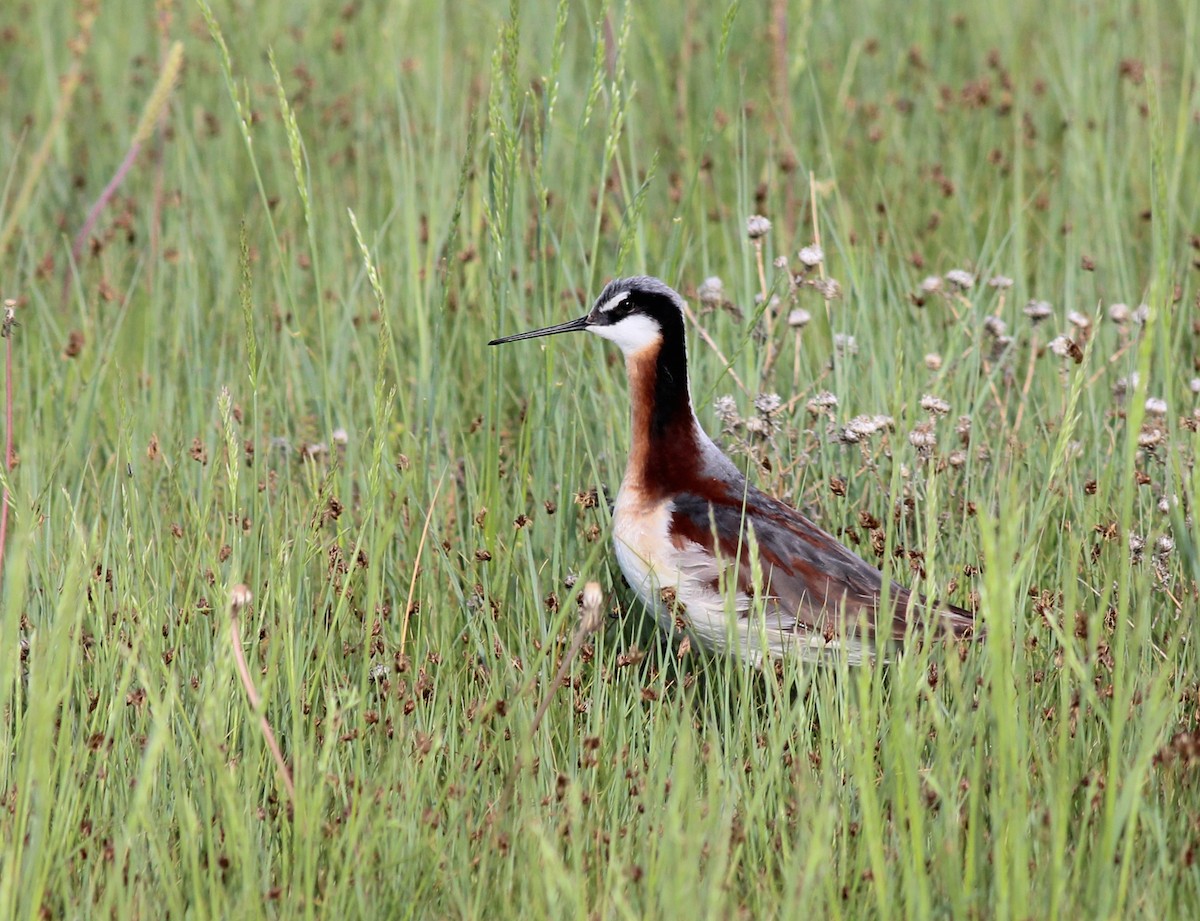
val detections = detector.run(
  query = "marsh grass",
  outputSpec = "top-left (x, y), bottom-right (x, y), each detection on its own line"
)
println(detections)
top-left (2, 0), bottom-right (1199, 917)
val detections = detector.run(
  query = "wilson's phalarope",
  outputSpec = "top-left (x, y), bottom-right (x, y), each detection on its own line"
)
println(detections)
top-left (490, 276), bottom-right (976, 663)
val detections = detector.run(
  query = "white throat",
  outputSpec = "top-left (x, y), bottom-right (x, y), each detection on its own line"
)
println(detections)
top-left (588, 314), bottom-right (662, 355)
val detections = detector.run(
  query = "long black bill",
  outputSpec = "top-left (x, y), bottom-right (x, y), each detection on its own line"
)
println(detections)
top-left (488, 315), bottom-right (590, 345)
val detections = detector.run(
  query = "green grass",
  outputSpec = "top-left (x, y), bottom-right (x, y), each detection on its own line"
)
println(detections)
top-left (2, 0), bottom-right (1200, 917)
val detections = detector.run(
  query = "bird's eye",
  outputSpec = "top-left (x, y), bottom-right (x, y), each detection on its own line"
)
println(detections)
top-left (597, 291), bottom-right (630, 315)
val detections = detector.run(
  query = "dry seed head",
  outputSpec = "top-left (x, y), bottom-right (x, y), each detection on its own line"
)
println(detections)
top-left (806, 391), bottom-right (840, 415)
top-left (713, 395), bottom-right (741, 428)
top-left (1132, 304), bottom-right (1150, 324)
top-left (1138, 427), bottom-right (1163, 448)
top-left (1067, 310), bottom-right (1092, 331)
top-left (746, 215), bottom-right (772, 239)
top-left (988, 275), bottom-right (1014, 289)
top-left (788, 308), bottom-right (812, 328)
top-left (1113, 372), bottom-right (1139, 397)
top-left (833, 333), bottom-right (858, 355)
top-left (798, 245), bottom-right (824, 268)
top-left (990, 335), bottom-right (1015, 359)
top-left (745, 416), bottom-right (771, 436)
top-left (698, 276), bottom-right (725, 308)
top-left (580, 582), bottom-right (604, 633)
top-left (924, 353), bottom-right (943, 371)
top-left (1048, 335), bottom-right (1073, 358)
top-left (754, 392), bottom-right (783, 416)
top-left (920, 394), bottom-right (951, 415)
top-left (908, 425), bottom-right (937, 450)
top-left (846, 415), bottom-right (883, 437)
top-left (1155, 535), bottom-right (1175, 555)
top-left (813, 277), bottom-right (842, 300)
top-left (919, 276), bottom-right (943, 294)
top-left (1107, 302), bottom-right (1131, 324)
top-left (983, 315), bottom-right (1008, 338)
top-left (1145, 396), bottom-right (1168, 416)
top-left (945, 269), bottom-right (975, 289)
top-left (230, 583), bottom-right (253, 611)
top-left (1023, 300), bottom-right (1052, 323)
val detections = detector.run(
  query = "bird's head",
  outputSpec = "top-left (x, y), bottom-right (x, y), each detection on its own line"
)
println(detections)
top-left (488, 276), bottom-right (686, 357)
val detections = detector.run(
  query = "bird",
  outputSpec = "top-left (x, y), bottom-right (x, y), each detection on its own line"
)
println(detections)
top-left (489, 276), bottom-right (977, 664)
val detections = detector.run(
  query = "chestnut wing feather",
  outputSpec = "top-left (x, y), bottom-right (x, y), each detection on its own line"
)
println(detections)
top-left (669, 483), bottom-right (974, 643)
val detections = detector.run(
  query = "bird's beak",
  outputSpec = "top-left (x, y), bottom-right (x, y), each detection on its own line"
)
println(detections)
top-left (488, 314), bottom-right (590, 345)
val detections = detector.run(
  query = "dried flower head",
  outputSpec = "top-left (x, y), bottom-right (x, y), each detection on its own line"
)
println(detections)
top-left (744, 416), bottom-right (771, 437)
top-left (920, 394), bottom-right (951, 415)
top-left (754, 392), bottom-right (783, 416)
top-left (1137, 427), bottom-right (1163, 448)
top-left (924, 353), bottom-right (943, 371)
top-left (846, 415), bottom-right (883, 437)
top-left (698, 276), bottom-right (725, 309)
top-left (332, 427), bottom-right (349, 445)
top-left (1132, 304), bottom-right (1151, 325)
top-left (230, 584), bottom-right (253, 611)
top-left (945, 269), bottom-right (975, 289)
top-left (580, 581), bottom-right (605, 634)
top-left (833, 332), bottom-right (858, 355)
top-left (713, 395), bottom-right (741, 428)
top-left (1155, 535), bottom-right (1175, 555)
top-left (812, 277), bottom-right (842, 300)
top-left (1023, 300), bottom-right (1052, 323)
top-left (1113, 372), bottom-right (1139, 397)
top-left (983, 315), bottom-right (1008, 339)
top-left (806, 391), bottom-right (840, 415)
top-left (746, 215), bottom-right (772, 239)
top-left (988, 275), bottom-right (1014, 289)
top-left (1048, 336), bottom-right (1073, 358)
top-left (919, 276), bottom-right (943, 294)
top-left (1144, 396), bottom-right (1168, 416)
top-left (1067, 310), bottom-right (1092, 331)
top-left (787, 308), bottom-right (812, 328)
top-left (1107, 302), bottom-right (1131, 324)
top-left (908, 425), bottom-right (937, 452)
top-left (798, 245), bottom-right (824, 268)
top-left (1190, 378), bottom-right (1200, 395)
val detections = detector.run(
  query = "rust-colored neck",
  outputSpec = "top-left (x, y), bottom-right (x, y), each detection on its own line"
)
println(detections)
top-left (622, 338), bottom-right (702, 496)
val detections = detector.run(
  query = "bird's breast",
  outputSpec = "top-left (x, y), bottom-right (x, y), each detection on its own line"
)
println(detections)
top-left (611, 486), bottom-right (675, 611)
top-left (611, 484), bottom-right (747, 640)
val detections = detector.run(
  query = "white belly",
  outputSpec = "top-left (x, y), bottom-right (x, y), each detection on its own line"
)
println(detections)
top-left (610, 487), bottom-right (757, 658)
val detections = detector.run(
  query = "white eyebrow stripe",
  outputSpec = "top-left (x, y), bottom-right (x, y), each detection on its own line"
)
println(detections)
top-left (598, 291), bottom-right (630, 313)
